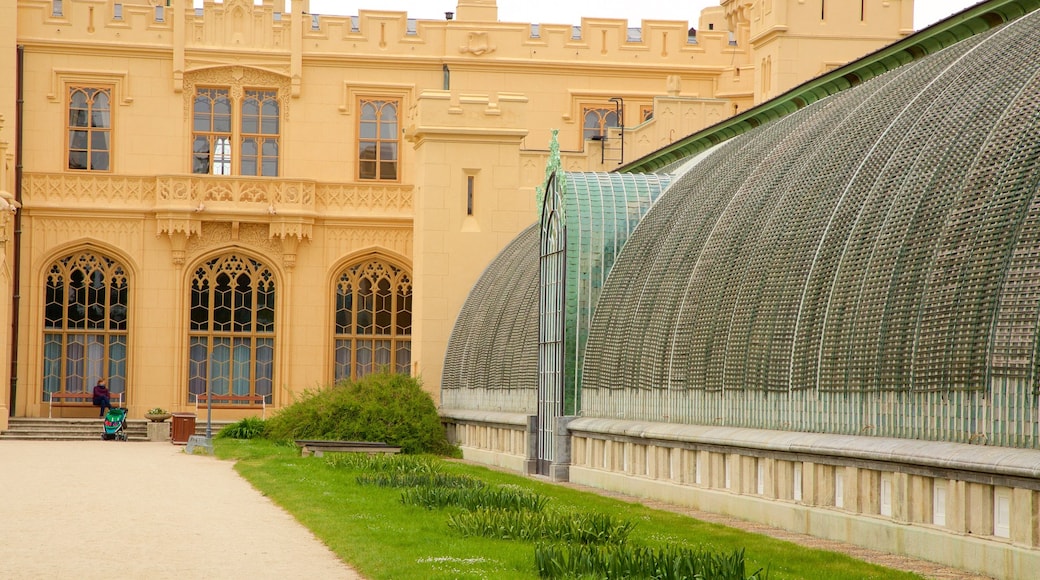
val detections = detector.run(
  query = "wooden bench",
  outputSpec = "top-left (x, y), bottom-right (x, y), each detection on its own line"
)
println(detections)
top-left (191, 393), bottom-right (271, 419)
top-left (294, 440), bottom-right (401, 457)
top-left (47, 392), bottom-right (124, 418)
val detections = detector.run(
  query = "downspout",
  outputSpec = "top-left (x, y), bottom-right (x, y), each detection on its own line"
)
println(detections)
top-left (9, 45), bottom-right (24, 415)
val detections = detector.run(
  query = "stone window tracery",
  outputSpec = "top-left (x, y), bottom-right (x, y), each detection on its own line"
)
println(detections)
top-left (188, 254), bottom-right (275, 404)
top-left (43, 252), bottom-right (129, 398)
top-left (333, 258), bottom-right (412, 381)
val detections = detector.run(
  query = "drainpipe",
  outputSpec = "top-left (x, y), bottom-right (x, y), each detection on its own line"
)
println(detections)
top-left (9, 45), bottom-right (24, 415)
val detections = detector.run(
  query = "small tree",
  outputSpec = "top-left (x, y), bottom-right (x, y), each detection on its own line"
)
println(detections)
top-left (265, 372), bottom-right (453, 455)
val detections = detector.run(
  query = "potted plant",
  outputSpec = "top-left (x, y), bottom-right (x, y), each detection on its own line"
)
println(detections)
top-left (145, 407), bottom-right (172, 422)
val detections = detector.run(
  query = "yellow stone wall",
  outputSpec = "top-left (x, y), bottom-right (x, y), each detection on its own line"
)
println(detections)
top-left (0, 0), bottom-right (18, 429)
top-left (2, 0), bottom-right (910, 420)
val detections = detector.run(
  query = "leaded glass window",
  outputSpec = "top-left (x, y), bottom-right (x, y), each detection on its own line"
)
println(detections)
top-left (188, 254), bottom-right (275, 404)
top-left (43, 252), bottom-right (128, 398)
top-left (333, 259), bottom-right (412, 381)
top-left (358, 99), bottom-right (399, 181)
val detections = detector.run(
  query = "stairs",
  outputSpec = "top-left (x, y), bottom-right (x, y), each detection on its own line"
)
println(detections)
top-left (0, 418), bottom-right (234, 442)
top-left (0, 417), bottom-right (150, 441)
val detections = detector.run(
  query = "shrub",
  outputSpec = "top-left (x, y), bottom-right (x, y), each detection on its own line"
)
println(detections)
top-left (263, 372), bottom-right (453, 455)
top-left (216, 416), bottom-right (267, 439)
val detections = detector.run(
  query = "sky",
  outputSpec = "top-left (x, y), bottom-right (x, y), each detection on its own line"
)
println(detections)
top-left (301, 0), bottom-right (985, 31)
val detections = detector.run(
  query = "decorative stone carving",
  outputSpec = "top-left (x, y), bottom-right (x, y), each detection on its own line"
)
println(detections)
top-left (182, 66), bottom-right (292, 121)
top-left (460, 32), bottom-right (496, 56)
top-left (317, 184), bottom-right (413, 215)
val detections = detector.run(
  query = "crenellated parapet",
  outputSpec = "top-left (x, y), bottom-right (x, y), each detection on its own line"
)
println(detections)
top-left (17, 0), bottom-right (739, 70)
top-left (406, 90), bottom-right (528, 144)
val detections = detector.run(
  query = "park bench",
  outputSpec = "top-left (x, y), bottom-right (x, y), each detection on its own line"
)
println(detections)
top-left (191, 393), bottom-right (271, 419)
top-left (294, 440), bottom-right (401, 457)
top-left (47, 392), bottom-right (124, 418)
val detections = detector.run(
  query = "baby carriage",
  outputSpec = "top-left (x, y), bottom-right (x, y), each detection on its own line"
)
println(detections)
top-left (101, 407), bottom-right (129, 441)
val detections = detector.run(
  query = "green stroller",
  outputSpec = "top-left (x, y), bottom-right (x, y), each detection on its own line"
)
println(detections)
top-left (101, 407), bottom-right (129, 441)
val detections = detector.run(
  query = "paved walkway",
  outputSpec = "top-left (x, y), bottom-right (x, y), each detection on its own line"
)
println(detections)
top-left (0, 440), bottom-right (362, 580)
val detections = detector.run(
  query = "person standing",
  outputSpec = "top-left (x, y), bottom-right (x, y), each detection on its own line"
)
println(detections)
top-left (92, 378), bottom-right (112, 418)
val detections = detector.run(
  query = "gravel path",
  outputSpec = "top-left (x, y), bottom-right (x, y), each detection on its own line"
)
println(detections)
top-left (0, 440), bottom-right (362, 580)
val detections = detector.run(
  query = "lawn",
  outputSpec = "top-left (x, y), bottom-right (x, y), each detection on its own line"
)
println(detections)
top-left (217, 439), bottom-right (921, 580)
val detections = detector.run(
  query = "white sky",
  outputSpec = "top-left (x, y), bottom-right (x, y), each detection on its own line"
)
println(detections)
top-left (302, 0), bottom-right (985, 31)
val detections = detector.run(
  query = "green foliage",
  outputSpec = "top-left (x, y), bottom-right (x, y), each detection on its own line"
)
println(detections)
top-left (357, 471), bottom-right (483, 489)
top-left (216, 416), bottom-right (267, 439)
top-left (401, 483), bottom-right (549, 512)
top-left (449, 508), bottom-right (634, 544)
top-left (534, 543), bottom-right (767, 580)
top-left (325, 452), bottom-right (441, 474)
top-left (263, 371), bottom-right (454, 454)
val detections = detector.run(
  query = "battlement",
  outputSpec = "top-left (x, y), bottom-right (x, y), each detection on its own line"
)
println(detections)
top-left (17, 0), bottom-right (743, 67)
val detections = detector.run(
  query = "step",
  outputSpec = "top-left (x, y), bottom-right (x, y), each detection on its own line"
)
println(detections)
top-left (0, 418), bottom-right (233, 442)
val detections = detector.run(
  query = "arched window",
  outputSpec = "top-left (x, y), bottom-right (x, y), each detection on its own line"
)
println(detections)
top-left (358, 99), bottom-right (399, 181)
top-left (188, 254), bottom-right (275, 403)
top-left (43, 252), bottom-right (129, 398)
top-left (333, 259), bottom-right (412, 381)
top-left (583, 107), bottom-right (619, 140)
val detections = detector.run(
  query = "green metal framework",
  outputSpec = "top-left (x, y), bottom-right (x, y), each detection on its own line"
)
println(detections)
top-left (583, 9), bottom-right (1040, 448)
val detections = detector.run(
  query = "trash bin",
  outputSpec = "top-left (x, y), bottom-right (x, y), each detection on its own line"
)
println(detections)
top-left (170, 413), bottom-right (197, 445)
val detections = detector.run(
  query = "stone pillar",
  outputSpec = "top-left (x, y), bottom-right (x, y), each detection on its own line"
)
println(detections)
top-left (549, 415), bottom-right (576, 482)
top-left (523, 415), bottom-right (537, 475)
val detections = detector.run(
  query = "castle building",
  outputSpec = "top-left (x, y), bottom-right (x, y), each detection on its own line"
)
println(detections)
top-left (0, 0), bottom-right (911, 423)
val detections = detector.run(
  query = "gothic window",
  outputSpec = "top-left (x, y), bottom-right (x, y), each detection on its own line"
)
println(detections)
top-left (583, 107), bottom-right (619, 140)
top-left (333, 259), bottom-right (412, 381)
top-left (192, 88), bottom-right (280, 176)
top-left (640, 105), bottom-right (654, 123)
top-left (43, 252), bottom-right (129, 399)
top-left (67, 87), bottom-right (112, 171)
top-left (188, 254), bottom-right (275, 404)
top-left (358, 99), bottom-right (399, 181)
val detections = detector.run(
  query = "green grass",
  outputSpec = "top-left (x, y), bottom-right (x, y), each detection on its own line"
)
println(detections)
top-left (216, 439), bottom-right (922, 580)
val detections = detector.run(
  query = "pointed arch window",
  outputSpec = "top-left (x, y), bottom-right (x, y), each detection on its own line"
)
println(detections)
top-left (188, 254), bottom-right (275, 404)
top-left (67, 86), bottom-right (112, 171)
top-left (43, 252), bottom-right (129, 399)
top-left (358, 99), bottom-right (399, 181)
top-left (583, 107), bottom-right (619, 140)
top-left (333, 259), bottom-right (412, 381)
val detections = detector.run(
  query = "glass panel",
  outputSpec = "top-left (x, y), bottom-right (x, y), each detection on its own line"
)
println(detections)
top-left (68, 149), bottom-right (88, 170)
top-left (233, 273), bottom-right (252, 333)
top-left (191, 277), bottom-right (210, 331)
top-left (261, 157), bottom-right (277, 177)
top-left (256, 281), bottom-right (275, 333)
top-left (232, 338), bottom-right (251, 396)
top-left (261, 114), bottom-right (278, 135)
top-left (396, 285), bottom-right (412, 333)
top-left (109, 280), bottom-right (128, 330)
top-left (43, 335), bottom-right (63, 396)
top-left (375, 278), bottom-right (392, 334)
top-left (375, 340), bottom-right (391, 371)
top-left (45, 275), bottom-right (64, 329)
top-left (395, 341), bottom-right (411, 375)
top-left (380, 161), bottom-right (397, 180)
top-left (86, 335), bottom-right (105, 387)
top-left (334, 339), bottom-right (351, 382)
top-left (67, 269), bottom-right (86, 329)
top-left (65, 335), bottom-right (85, 392)
top-left (108, 336), bottom-right (127, 394)
top-left (87, 270), bottom-right (106, 329)
top-left (335, 285), bottom-right (352, 334)
top-left (256, 338), bottom-right (274, 397)
top-left (356, 278), bottom-right (373, 335)
top-left (356, 340), bottom-right (373, 378)
top-left (189, 338), bottom-right (208, 397)
top-left (380, 142), bottom-right (397, 161)
top-left (360, 121), bottom-right (377, 140)
top-left (213, 273), bottom-right (232, 331)
top-left (359, 161), bottom-right (376, 180)
top-left (90, 149), bottom-right (109, 171)
top-left (210, 337), bottom-right (231, 396)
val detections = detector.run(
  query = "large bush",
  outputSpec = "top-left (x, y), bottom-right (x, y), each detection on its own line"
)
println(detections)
top-left (264, 372), bottom-right (453, 454)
